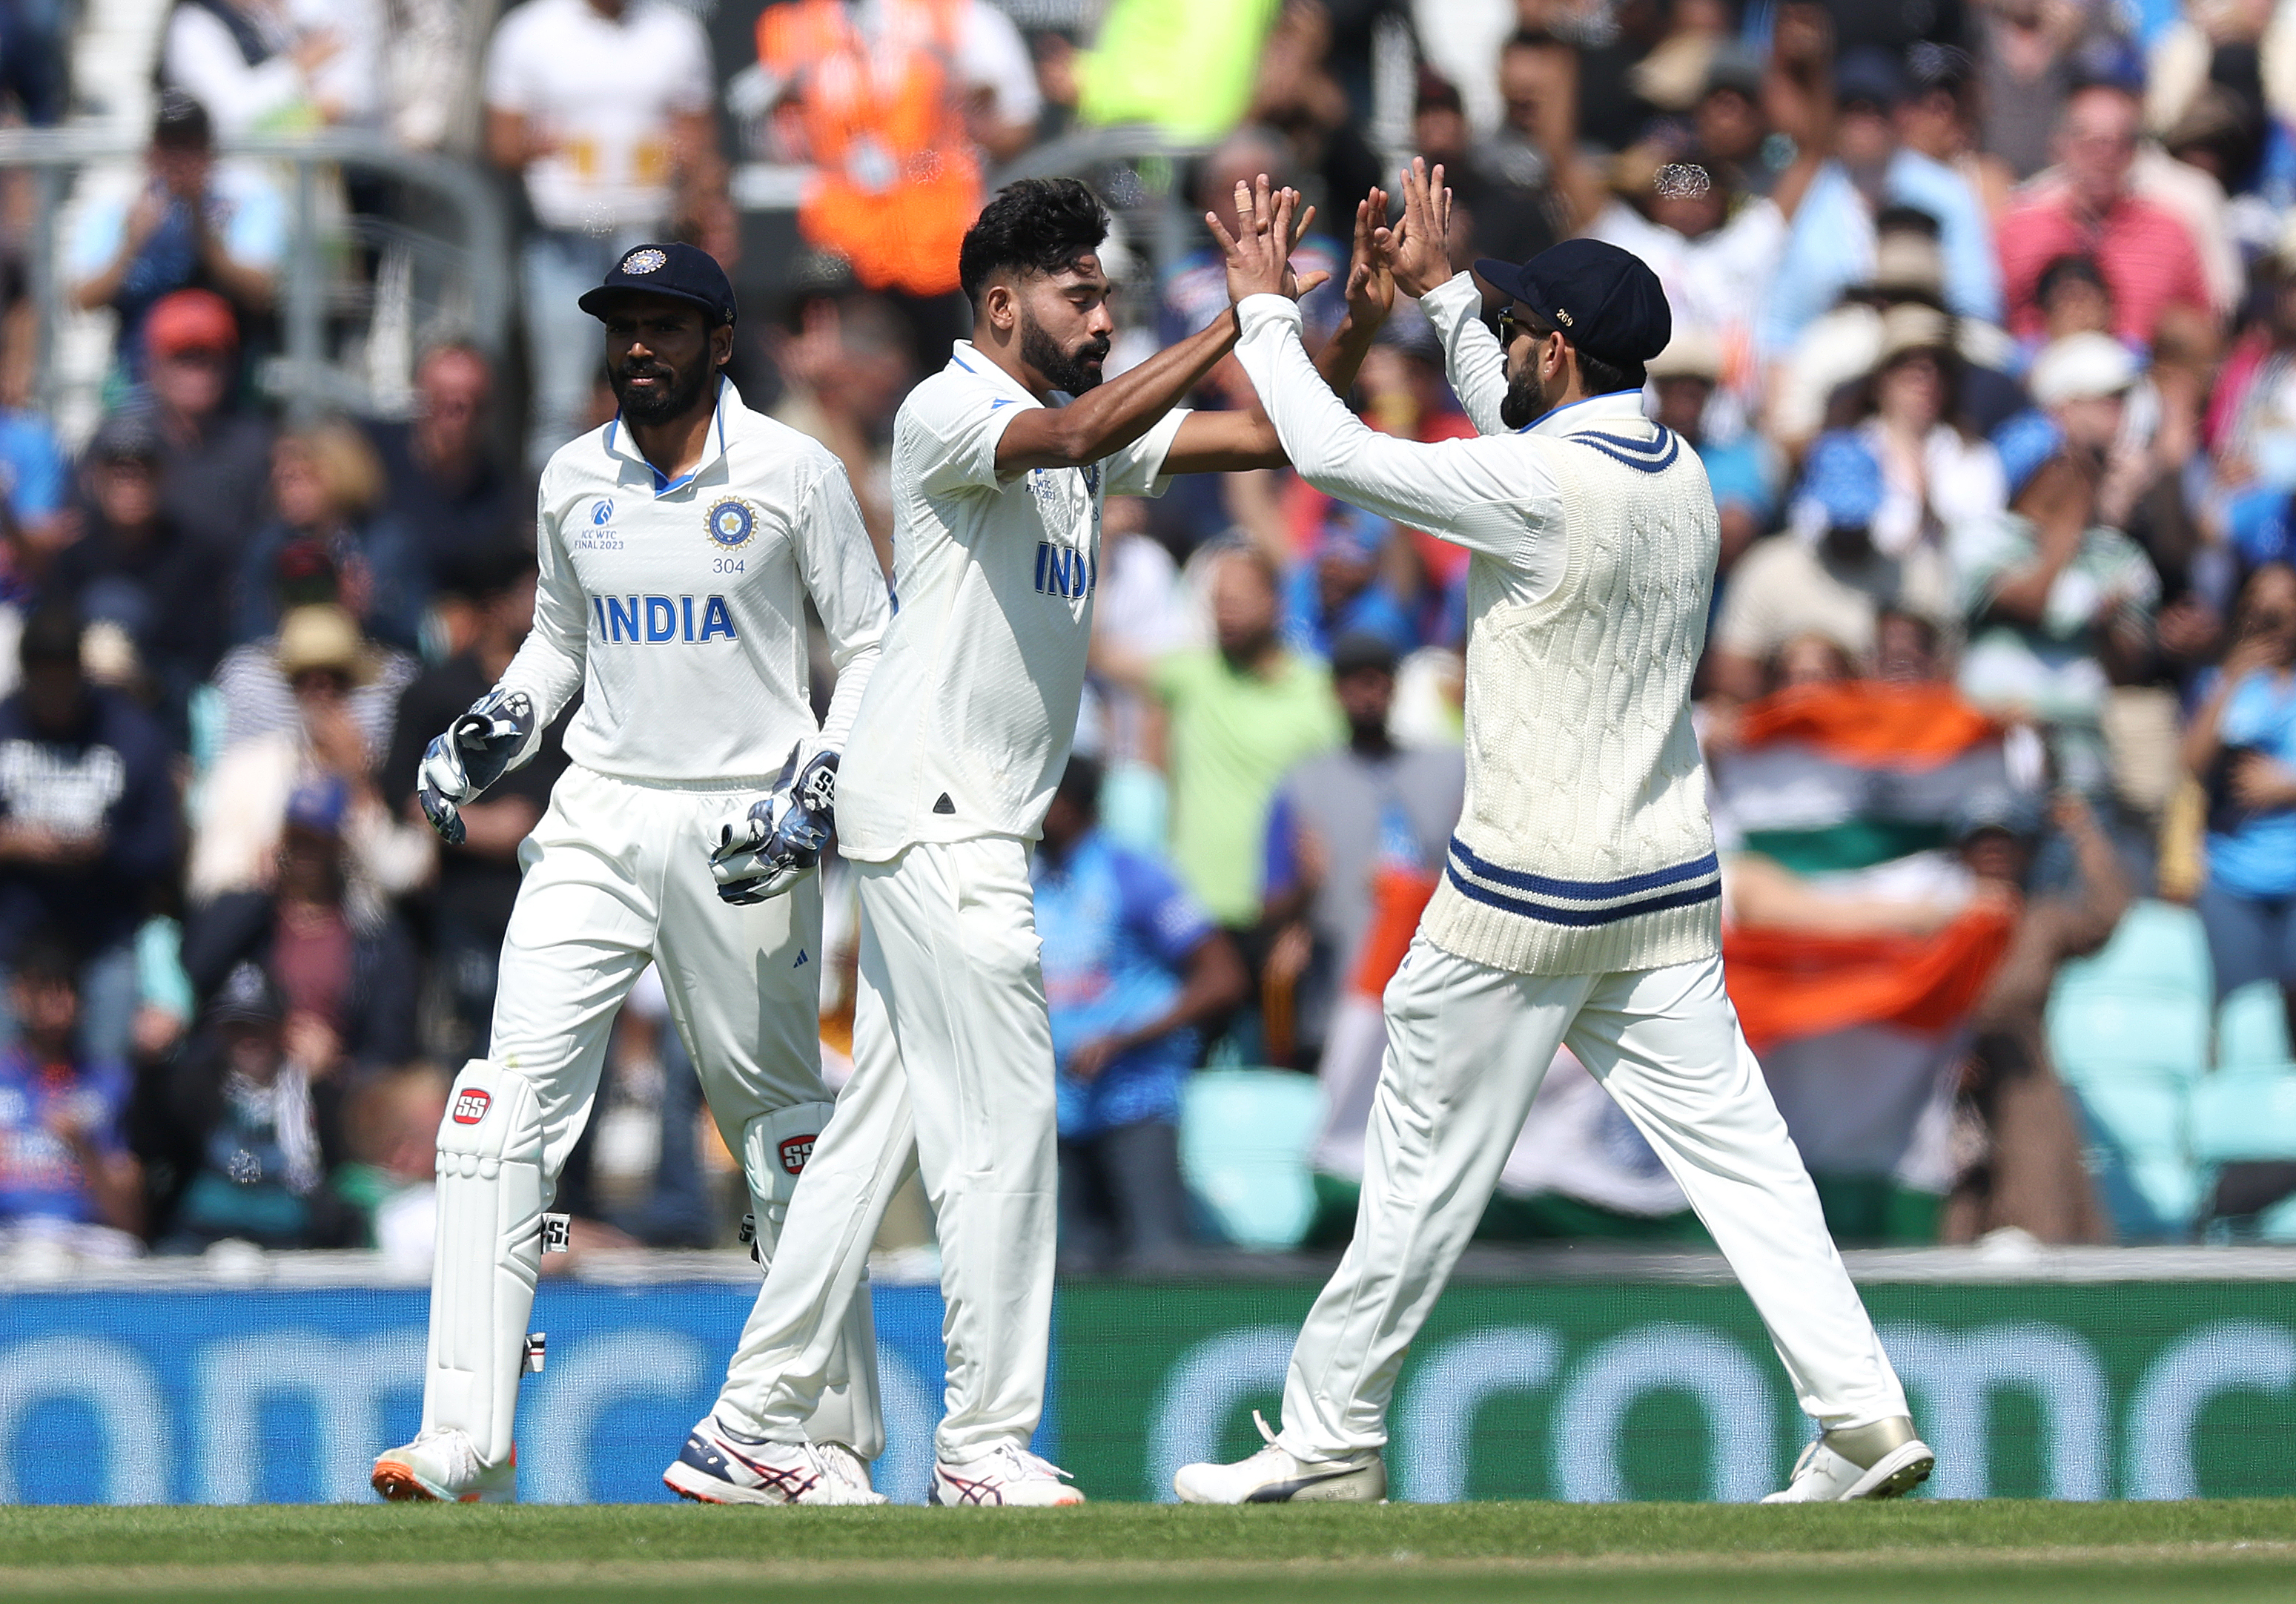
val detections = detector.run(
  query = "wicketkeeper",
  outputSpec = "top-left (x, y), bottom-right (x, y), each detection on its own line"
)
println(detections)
top-left (372, 242), bottom-right (892, 1505)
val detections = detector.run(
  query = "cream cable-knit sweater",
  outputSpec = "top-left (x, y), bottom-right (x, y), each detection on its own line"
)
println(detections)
top-left (1234, 287), bottom-right (1721, 976)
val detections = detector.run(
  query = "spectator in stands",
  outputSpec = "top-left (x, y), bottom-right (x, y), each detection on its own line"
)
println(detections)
top-left (180, 778), bottom-right (420, 1072)
top-left (1997, 77), bottom-right (2212, 346)
top-left (0, 937), bottom-right (142, 1250)
top-left (1647, 332), bottom-right (1779, 579)
top-left (48, 411), bottom-right (228, 736)
top-left (1953, 446), bottom-right (2159, 801)
top-left (1151, 547), bottom-right (1343, 941)
top-left (366, 343), bottom-right (523, 592)
top-left (767, 291), bottom-right (918, 576)
top-left (384, 551), bottom-right (567, 1054)
top-left (0, 275), bottom-right (70, 560)
top-left (1974, 0), bottom-right (2109, 180)
top-left (1242, 0), bottom-right (1384, 243)
top-left (159, 1), bottom-right (348, 136)
top-left (232, 421), bottom-right (423, 653)
top-left (1759, 29), bottom-right (2001, 362)
top-left (484, 0), bottom-right (732, 469)
top-left (1260, 633), bottom-right (1461, 1074)
top-left (741, 0), bottom-right (1038, 345)
top-left (1945, 791), bottom-right (2121, 1246)
top-left (0, 607), bottom-right (176, 1066)
top-left (138, 290), bottom-right (275, 570)
top-left (1708, 430), bottom-right (1956, 702)
top-left (1034, 756), bottom-right (1247, 1273)
top-left (190, 603), bottom-right (429, 911)
top-left (143, 960), bottom-right (357, 1252)
top-left (337, 1062), bottom-right (449, 1268)
top-left (1163, 128), bottom-right (1346, 358)
top-left (211, 550), bottom-right (417, 757)
top-left (1281, 502), bottom-right (1415, 662)
top-left (1845, 303), bottom-right (2009, 556)
top-left (2185, 562), bottom-right (2296, 1021)
top-left (67, 93), bottom-right (282, 370)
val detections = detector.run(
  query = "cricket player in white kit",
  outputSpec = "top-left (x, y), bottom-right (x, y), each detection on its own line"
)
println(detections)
top-left (371, 243), bottom-right (893, 1505)
top-left (1176, 168), bottom-right (1934, 1505)
top-left (681, 176), bottom-right (1389, 1505)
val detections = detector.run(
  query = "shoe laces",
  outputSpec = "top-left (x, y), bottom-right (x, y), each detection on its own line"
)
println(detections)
top-left (987, 1442), bottom-right (1073, 1483)
top-left (815, 1441), bottom-right (873, 1491)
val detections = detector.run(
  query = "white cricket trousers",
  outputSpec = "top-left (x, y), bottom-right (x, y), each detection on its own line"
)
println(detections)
top-left (711, 836), bottom-right (1057, 1461)
top-left (1280, 937), bottom-right (1910, 1460)
top-left (420, 765), bottom-right (880, 1462)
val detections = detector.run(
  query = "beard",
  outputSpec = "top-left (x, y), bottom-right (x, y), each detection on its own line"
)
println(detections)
top-left (1020, 313), bottom-right (1110, 396)
top-left (1499, 367), bottom-right (1549, 430)
top-left (611, 352), bottom-right (714, 425)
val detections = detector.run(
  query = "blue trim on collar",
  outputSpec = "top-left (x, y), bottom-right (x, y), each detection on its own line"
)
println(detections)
top-left (618, 384), bottom-right (730, 497)
top-left (1516, 388), bottom-right (1648, 435)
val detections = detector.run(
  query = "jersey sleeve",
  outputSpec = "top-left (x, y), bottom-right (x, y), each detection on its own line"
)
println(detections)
top-left (1114, 845), bottom-right (1217, 966)
top-left (1420, 271), bottom-right (1510, 438)
top-left (1232, 294), bottom-right (1563, 568)
top-left (1102, 408), bottom-right (1189, 498)
top-left (492, 482), bottom-right (589, 746)
top-left (796, 460), bottom-right (892, 753)
top-left (907, 374), bottom-right (1039, 495)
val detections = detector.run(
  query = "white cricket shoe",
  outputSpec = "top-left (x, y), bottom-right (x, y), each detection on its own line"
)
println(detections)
top-left (930, 1442), bottom-right (1085, 1507)
top-left (663, 1416), bottom-right (887, 1505)
top-left (1763, 1419), bottom-right (1934, 1502)
top-left (371, 1428), bottom-right (517, 1503)
top-left (1172, 1412), bottom-right (1386, 1505)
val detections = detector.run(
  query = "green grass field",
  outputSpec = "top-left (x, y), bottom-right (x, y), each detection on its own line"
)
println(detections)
top-left (1, 1500), bottom-right (2292, 1604)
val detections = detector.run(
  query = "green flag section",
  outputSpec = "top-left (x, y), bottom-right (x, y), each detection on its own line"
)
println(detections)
top-left (1075, 0), bottom-right (1283, 143)
top-left (1051, 1269), bottom-right (2296, 1502)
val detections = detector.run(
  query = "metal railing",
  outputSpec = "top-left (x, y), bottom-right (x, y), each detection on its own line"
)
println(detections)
top-left (0, 125), bottom-right (514, 424)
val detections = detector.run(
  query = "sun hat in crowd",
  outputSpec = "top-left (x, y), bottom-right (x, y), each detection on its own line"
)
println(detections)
top-left (274, 604), bottom-right (377, 687)
top-left (1876, 303), bottom-right (1953, 367)
top-left (2028, 332), bottom-right (2140, 409)
top-left (1646, 330), bottom-right (1724, 383)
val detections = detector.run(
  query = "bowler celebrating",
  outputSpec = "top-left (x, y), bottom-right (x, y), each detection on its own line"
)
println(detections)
top-left (680, 176), bottom-right (1385, 1506)
top-left (1176, 168), bottom-right (1933, 1505)
top-left (372, 243), bottom-right (892, 1505)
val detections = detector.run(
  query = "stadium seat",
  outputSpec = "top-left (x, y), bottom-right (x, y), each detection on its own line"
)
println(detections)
top-left (2190, 1069), bottom-right (2296, 1165)
top-left (2216, 982), bottom-right (2293, 1069)
top-left (1180, 1069), bottom-right (1324, 1250)
top-left (2068, 1077), bottom-right (2200, 1241)
top-left (2046, 901), bottom-right (2214, 1085)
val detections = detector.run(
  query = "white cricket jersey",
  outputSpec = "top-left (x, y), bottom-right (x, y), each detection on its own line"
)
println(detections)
top-left (836, 343), bottom-right (1187, 860)
top-left (497, 377), bottom-right (890, 786)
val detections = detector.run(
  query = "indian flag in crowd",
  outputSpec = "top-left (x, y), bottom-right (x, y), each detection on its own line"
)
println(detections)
top-left (1716, 682), bottom-right (2019, 1195)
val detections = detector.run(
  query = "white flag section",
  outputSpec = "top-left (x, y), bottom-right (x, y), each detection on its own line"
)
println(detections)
top-left (1311, 994), bottom-right (1690, 1218)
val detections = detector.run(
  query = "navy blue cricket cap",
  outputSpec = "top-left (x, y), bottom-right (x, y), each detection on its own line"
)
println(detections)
top-left (578, 242), bottom-right (737, 327)
top-left (1472, 238), bottom-right (1671, 369)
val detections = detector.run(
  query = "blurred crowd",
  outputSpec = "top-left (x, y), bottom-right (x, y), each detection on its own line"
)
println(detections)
top-left (10, 0), bottom-right (2296, 1270)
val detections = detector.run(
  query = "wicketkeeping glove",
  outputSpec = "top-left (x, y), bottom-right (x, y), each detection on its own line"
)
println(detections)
top-left (416, 689), bottom-right (537, 847)
top-left (711, 742), bottom-right (839, 905)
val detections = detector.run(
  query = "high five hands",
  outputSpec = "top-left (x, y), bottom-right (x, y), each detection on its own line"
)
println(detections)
top-left (1209, 175), bottom-right (1326, 305)
top-left (1375, 158), bottom-right (1455, 300)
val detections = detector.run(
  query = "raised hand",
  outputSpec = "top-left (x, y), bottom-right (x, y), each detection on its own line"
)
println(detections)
top-left (1343, 187), bottom-right (1395, 329)
top-left (1377, 158), bottom-right (1454, 300)
top-left (1208, 174), bottom-right (1326, 306)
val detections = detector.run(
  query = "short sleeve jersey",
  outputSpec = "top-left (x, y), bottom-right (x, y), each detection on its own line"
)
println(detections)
top-left (836, 344), bottom-right (1187, 858)
top-left (0, 1050), bottom-right (130, 1226)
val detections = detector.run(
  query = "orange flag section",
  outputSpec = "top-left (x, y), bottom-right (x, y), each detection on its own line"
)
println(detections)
top-left (1736, 681), bottom-right (2002, 768)
top-left (1724, 902), bottom-right (2015, 1053)
top-left (1349, 865), bottom-right (1440, 999)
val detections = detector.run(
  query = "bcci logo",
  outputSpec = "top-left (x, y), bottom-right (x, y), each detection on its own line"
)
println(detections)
top-left (778, 1134), bottom-right (815, 1175)
top-left (592, 498), bottom-right (614, 526)
top-left (621, 247), bottom-right (667, 275)
top-left (706, 497), bottom-right (756, 549)
top-left (452, 1089), bottom-right (492, 1126)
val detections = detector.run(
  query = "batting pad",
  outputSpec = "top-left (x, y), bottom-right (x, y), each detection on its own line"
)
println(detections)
top-left (736, 1100), bottom-right (886, 1459)
top-left (423, 1059), bottom-right (549, 1468)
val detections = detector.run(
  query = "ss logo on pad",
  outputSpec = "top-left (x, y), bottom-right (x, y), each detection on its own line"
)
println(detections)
top-left (778, 1135), bottom-right (816, 1175)
top-left (453, 1089), bottom-right (492, 1125)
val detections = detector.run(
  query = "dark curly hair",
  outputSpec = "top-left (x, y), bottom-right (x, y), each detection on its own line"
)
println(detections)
top-left (958, 178), bottom-right (1110, 307)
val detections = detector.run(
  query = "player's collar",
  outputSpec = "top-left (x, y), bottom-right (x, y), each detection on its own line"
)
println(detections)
top-left (947, 340), bottom-right (1042, 406)
top-left (605, 376), bottom-right (741, 496)
top-left (1518, 388), bottom-right (1649, 438)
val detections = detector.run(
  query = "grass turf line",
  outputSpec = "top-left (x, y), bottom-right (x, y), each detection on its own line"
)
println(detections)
top-left (1, 1499), bottom-right (2292, 1568)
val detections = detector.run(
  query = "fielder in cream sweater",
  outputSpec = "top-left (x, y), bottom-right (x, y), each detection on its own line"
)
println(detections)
top-left (1176, 167), bottom-right (1933, 1506)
